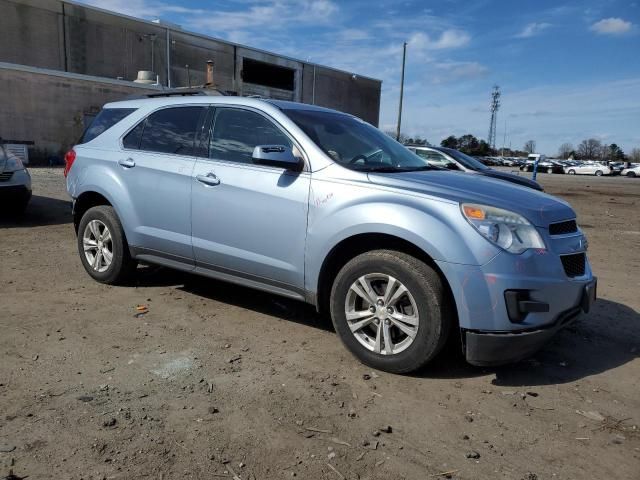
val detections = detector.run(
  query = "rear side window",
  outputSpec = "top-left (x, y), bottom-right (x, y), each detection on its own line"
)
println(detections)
top-left (138, 107), bottom-right (205, 155)
top-left (80, 108), bottom-right (136, 144)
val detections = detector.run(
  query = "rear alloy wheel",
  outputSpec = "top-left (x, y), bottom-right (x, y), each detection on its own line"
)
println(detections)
top-left (627, 171), bottom-right (636, 178)
top-left (568, 169), bottom-right (576, 175)
top-left (595, 170), bottom-right (603, 176)
top-left (77, 205), bottom-right (137, 284)
top-left (547, 167), bottom-right (554, 174)
top-left (330, 250), bottom-right (451, 373)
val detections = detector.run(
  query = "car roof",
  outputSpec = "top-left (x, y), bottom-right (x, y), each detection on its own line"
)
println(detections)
top-left (103, 95), bottom-right (348, 117)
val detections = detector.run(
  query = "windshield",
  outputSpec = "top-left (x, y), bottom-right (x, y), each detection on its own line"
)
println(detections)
top-left (439, 147), bottom-right (489, 170)
top-left (283, 109), bottom-right (432, 172)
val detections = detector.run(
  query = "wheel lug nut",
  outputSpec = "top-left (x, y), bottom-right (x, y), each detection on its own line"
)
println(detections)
top-left (384, 319), bottom-right (391, 325)
top-left (377, 300), bottom-right (384, 306)
top-left (386, 307), bottom-right (393, 314)
top-left (369, 306), bottom-right (376, 313)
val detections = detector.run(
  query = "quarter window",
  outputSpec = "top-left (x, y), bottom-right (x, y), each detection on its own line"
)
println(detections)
top-left (137, 107), bottom-right (205, 155)
top-left (80, 108), bottom-right (136, 144)
top-left (210, 108), bottom-right (292, 164)
top-left (123, 121), bottom-right (145, 150)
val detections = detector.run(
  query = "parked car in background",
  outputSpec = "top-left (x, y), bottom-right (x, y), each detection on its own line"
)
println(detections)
top-left (609, 162), bottom-right (624, 175)
top-left (565, 162), bottom-right (612, 176)
top-left (0, 139), bottom-right (32, 213)
top-left (406, 145), bottom-right (543, 191)
top-left (621, 163), bottom-right (640, 177)
top-left (65, 94), bottom-right (594, 372)
top-left (519, 159), bottom-right (564, 174)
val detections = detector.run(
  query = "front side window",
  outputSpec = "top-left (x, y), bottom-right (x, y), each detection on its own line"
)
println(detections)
top-left (210, 108), bottom-right (292, 164)
top-left (80, 108), bottom-right (136, 144)
top-left (283, 108), bottom-right (432, 172)
top-left (138, 106), bottom-right (205, 155)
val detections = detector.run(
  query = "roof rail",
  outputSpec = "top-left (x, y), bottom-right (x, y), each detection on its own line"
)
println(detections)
top-left (125, 88), bottom-right (244, 100)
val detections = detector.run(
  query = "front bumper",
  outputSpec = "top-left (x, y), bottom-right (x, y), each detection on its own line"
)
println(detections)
top-left (464, 277), bottom-right (595, 366)
top-left (435, 235), bottom-right (595, 365)
top-left (0, 168), bottom-right (32, 203)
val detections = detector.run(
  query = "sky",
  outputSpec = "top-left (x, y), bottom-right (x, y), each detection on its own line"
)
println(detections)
top-left (76, 0), bottom-right (640, 156)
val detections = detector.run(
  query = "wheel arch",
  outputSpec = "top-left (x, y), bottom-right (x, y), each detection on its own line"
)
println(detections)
top-left (314, 233), bottom-right (457, 320)
top-left (73, 190), bottom-right (113, 233)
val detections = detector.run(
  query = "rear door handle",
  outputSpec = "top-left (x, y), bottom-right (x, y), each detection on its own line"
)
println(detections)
top-left (118, 158), bottom-right (136, 168)
top-left (196, 172), bottom-right (220, 186)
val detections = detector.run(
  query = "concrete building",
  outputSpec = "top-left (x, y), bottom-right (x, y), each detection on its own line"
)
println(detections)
top-left (0, 0), bottom-right (382, 161)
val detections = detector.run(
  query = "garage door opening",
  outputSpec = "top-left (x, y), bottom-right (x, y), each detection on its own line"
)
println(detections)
top-left (242, 58), bottom-right (295, 91)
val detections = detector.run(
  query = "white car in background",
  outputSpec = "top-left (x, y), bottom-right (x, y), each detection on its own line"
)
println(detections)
top-left (564, 162), bottom-right (612, 176)
top-left (620, 163), bottom-right (640, 177)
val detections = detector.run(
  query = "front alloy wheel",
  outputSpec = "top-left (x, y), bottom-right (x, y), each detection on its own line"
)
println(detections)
top-left (345, 274), bottom-right (419, 355)
top-left (330, 250), bottom-right (451, 373)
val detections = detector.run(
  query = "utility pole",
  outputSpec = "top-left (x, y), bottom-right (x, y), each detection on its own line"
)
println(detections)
top-left (396, 42), bottom-right (407, 142)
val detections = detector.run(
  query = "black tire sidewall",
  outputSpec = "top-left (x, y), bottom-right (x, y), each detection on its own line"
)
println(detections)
top-left (330, 251), bottom-right (449, 373)
top-left (77, 206), bottom-right (131, 284)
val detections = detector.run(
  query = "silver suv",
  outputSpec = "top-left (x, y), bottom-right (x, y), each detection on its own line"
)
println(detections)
top-left (65, 94), bottom-right (596, 373)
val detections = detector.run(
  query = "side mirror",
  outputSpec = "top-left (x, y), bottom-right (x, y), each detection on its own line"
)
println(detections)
top-left (252, 145), bottom-right (302, 171)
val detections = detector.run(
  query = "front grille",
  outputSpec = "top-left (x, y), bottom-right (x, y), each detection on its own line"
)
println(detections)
top-left (549, 219), bottom-right (577, 235)
top-left (0, 171), bottom-right (13, 182)
top-left (561, 253), bottom-right (586, 278)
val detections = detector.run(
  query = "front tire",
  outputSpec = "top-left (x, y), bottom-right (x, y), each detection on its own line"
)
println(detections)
top-left (329, 250), bottom-right (452, 373)
top-left (627, 171), bottom-right (636, 178)
top-left (77, 205), bottom-right (137, 284)
top-left (568, 169), bottom-right (576, 175)
top-left (595, 170), bottom-right (603, 176)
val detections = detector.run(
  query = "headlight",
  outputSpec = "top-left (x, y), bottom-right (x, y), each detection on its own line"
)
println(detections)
top-left (461, 203), bottom-right (545, 254)
top-left (3, 156), bottom-right (24, 172)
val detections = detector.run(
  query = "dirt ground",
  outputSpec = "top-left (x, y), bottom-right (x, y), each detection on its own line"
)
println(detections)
top-left (1, 168), bottom-right (639, 480)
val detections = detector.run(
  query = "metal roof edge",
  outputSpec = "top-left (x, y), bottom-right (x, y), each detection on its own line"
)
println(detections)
top-left (59, 0), bottom-right (382, 85)
top-left (0, 61), bottom-right (165, 90)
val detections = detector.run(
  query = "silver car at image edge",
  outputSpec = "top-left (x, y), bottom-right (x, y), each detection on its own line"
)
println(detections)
top-left (64, 95), bottom-right (597, 373)
top-left (0, 140), bottom-right (32, 213)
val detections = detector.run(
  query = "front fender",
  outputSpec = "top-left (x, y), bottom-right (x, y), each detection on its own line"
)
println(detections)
top-left (304, 180), bottom-right (500, 294)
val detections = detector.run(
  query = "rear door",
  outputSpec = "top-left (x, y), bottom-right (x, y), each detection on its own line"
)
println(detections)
top-left (119, 105), bottom-right (206, 261)
top-left (191, 106), bottom-right (310, 291)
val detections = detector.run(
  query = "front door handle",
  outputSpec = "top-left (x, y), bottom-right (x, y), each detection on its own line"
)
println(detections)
top-left (118, 158), bottom-right (136, 168)
top-left (196, 172), bottom-right (220, 186)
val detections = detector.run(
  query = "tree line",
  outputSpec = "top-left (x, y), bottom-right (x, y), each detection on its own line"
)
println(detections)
top-left (386, 131), bottom-right (639, 162)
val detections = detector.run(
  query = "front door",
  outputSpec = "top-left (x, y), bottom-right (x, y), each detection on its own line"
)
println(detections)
top-left (191, 106), bottom-right (310, 291)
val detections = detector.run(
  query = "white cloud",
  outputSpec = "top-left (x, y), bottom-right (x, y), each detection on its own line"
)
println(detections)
top-left (515, 22), bottom-right (552, 38)
top-left (430, 61), bottom-right (488, 84)
top-left (590, 17), bottom-right (633, 35)
top-left (409, 29), bottom-right (471, 51)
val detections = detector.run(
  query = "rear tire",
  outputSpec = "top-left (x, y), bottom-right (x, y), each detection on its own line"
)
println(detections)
top-left (595, 170), bottom-right (603, 176)
top-left (329, 250), bottom-right (452, 373)
top-left (627, 171), bottom-right (636, 178)
top-left (568, 169), bottom-right (576, 175)
top-left (547, 167), bottom-right (553, 174)
top-left (77, 205), bottom-right (137, 285)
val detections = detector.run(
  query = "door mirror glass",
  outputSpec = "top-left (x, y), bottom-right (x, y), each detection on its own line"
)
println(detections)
top-left (252, 145), bottom-right (302, 170)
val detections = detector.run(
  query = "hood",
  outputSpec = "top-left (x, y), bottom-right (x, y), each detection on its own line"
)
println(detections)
top-left (480, 169), bottom-right (543, 191)
top-left (367, 170), bottom-right (574, 227)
